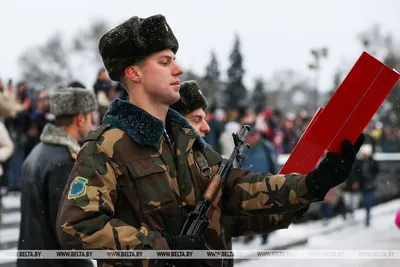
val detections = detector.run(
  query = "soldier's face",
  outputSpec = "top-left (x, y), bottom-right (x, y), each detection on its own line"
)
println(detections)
top-left (185, 108), bottom-right (211, 138)
top-left (140, 49), bottom-right (183, 105)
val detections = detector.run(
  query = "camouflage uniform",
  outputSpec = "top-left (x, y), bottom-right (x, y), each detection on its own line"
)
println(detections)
top-left (57, 99), bottom-right (316, 267)
top-left (170, 80), bottom-right (308, 251)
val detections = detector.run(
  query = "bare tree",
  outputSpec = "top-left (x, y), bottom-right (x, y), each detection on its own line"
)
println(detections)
top-left (18, 19), bottom-right (109, 90)
top-left (19, 34), bottom-right (73, 89)
top-left (358, 24), bottom-right (391, 58)
top-left (266, 69), bottom-right (313, 114)
top-left (73, 20), bottom-right (109, 67)
top-left (201, 51), bottom-right (223, 107)
top-left (358, 24), bottom-right (400, 126)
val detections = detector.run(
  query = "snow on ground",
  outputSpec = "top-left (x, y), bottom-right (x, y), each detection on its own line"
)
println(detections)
top-left (235, 198), bottom-right (400, 267)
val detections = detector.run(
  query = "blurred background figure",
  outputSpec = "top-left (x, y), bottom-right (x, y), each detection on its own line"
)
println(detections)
top-left (4, 81), bottom-right (32, 193)
top-left (93, 67), bottom-right (114, 121)
top-left (0, 95), bottom-right (15, 226)
top-left (204, 106), bottom-right (225, 154)
top-left (241, 123), bottom-right (279, 245)
top-left (352, 144), bottom-right (380, 227)
top-left (17, 88), bottom-right (97, 267)
top-left (343, 168), bottom-right (361, 222)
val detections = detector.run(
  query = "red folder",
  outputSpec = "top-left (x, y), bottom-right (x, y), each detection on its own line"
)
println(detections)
top-left (279, 52), bottom-right (400, 175)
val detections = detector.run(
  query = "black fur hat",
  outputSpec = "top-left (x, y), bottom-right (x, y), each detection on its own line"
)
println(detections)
top-left (98, 14), bottom-right (179, 81)
top-left (170, 80), bottom-right (208, 116)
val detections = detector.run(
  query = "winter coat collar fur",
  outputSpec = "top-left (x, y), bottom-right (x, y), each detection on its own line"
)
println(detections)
top-left (102, 98), bottom-right (206, 148)
top-left (40, 123), bottom-right (80, 157)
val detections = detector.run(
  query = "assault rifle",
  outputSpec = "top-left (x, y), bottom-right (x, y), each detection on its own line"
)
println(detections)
top-left (180, 125), bottom-right (251, 237)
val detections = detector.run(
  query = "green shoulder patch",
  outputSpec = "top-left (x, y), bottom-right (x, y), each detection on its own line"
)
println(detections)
top-left (68, 176), bottom-right (89, 200)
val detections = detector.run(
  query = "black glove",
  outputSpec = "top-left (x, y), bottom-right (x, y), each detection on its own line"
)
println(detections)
top-left (293, 205), bottom-right (310, 220)
top-left (161, 232), bottom-right (206, 250)
top-left (161, 232), bottom-right (206, 267)
top-left (305, 134), bottom-right (365, 200)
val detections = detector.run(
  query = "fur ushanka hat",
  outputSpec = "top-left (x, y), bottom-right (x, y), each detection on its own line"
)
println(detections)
top-left (49, 88), bottom-right (97, 116)
top-left (98, 14), bottom-right (179, 81)
top-left (170, 80), bottom-right (208, 116)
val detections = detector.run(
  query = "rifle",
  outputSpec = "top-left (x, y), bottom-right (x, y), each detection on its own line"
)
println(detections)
top-left (180, 125), bottom-right (251, 237)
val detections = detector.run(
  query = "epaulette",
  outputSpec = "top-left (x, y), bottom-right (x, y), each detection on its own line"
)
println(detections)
top-left (84, 123), bottom-right (113, 142)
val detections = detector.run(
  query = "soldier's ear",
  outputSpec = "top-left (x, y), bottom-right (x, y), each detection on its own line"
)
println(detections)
top-left (125, 66), bottom-right (141, 83)
top-left (76, 113), bottom-right (85, 126)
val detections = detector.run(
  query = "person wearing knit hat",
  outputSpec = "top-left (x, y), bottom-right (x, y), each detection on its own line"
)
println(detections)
top-left (170, 80), bottom-right (210, 137)
top-left (17, 87), bottom-right (96, 267)
top-left (57, 14), bottom-right (364, 267)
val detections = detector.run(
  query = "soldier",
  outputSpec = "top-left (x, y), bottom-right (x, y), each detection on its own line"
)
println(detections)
top-left (18, 88), bottom-right (97, 267)
top-left (170, 80), bottom-right (309, 253)
top-left (57, 14), bottom-right (364, 267)
top-left (169, 80), bottom-right (210, 138)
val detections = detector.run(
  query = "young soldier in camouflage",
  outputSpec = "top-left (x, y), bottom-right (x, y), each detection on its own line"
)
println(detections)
top-left (169, 80), bottom-right (211, 139)
top-left (170, 80), bottom-right (310, 263)
top-left (57, 14), bottom-right (364, 267)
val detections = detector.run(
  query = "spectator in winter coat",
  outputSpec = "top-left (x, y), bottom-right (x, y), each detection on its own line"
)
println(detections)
top-left (93, 67), bottom-right (114, 120)
top-left (352, 144), bottom-right (379, 227)
top-left (0, 120), bottom-right (14, 178)
top-left (343, 164), bottom-right (362, 220)
top-left (0, 116), bottom-right (14, 225)
top-left (241, 125), bottom-right (281, 244)
top-left (17, 88), bottom-right (97, 267)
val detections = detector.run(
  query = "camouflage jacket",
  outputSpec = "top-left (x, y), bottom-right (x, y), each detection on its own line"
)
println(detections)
top-left (57, 99), bottom-right (316, 267)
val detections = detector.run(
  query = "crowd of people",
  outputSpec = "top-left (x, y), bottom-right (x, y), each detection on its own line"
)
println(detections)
top-left (0, 69), bottom-right (127, 194)
top-left (202, 106), bottom-right (400, 157)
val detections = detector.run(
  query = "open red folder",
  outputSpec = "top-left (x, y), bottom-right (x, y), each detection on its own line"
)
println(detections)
top-left (279, 51), bottom-right (400, 175)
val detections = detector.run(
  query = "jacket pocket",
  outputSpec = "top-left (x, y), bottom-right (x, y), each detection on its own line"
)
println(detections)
top-left (126, 158), bottom-right (177, 213)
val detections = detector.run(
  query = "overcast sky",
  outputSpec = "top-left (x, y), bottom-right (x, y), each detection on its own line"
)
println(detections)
top-left (1, 0), bottom-right (399, 92)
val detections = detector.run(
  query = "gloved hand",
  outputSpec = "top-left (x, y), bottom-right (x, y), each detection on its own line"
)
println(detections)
top-left (293, 205), bottom-right (311, 220)
top-left (161, 232), bottom-right (206, 250)
top-left (161, 232), bottom-right (206, 267)
top-left (305, 134), bottom-right (365, 200)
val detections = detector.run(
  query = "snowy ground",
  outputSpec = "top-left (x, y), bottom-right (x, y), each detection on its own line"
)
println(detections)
top-left (235, 198), bottom-right (400, 267)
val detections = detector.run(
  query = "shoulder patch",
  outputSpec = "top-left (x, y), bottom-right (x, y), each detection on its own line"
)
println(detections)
top-left (85, 123), bottom-right (113, 142)
top-left (68, 176), bottom-right (89, 200)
